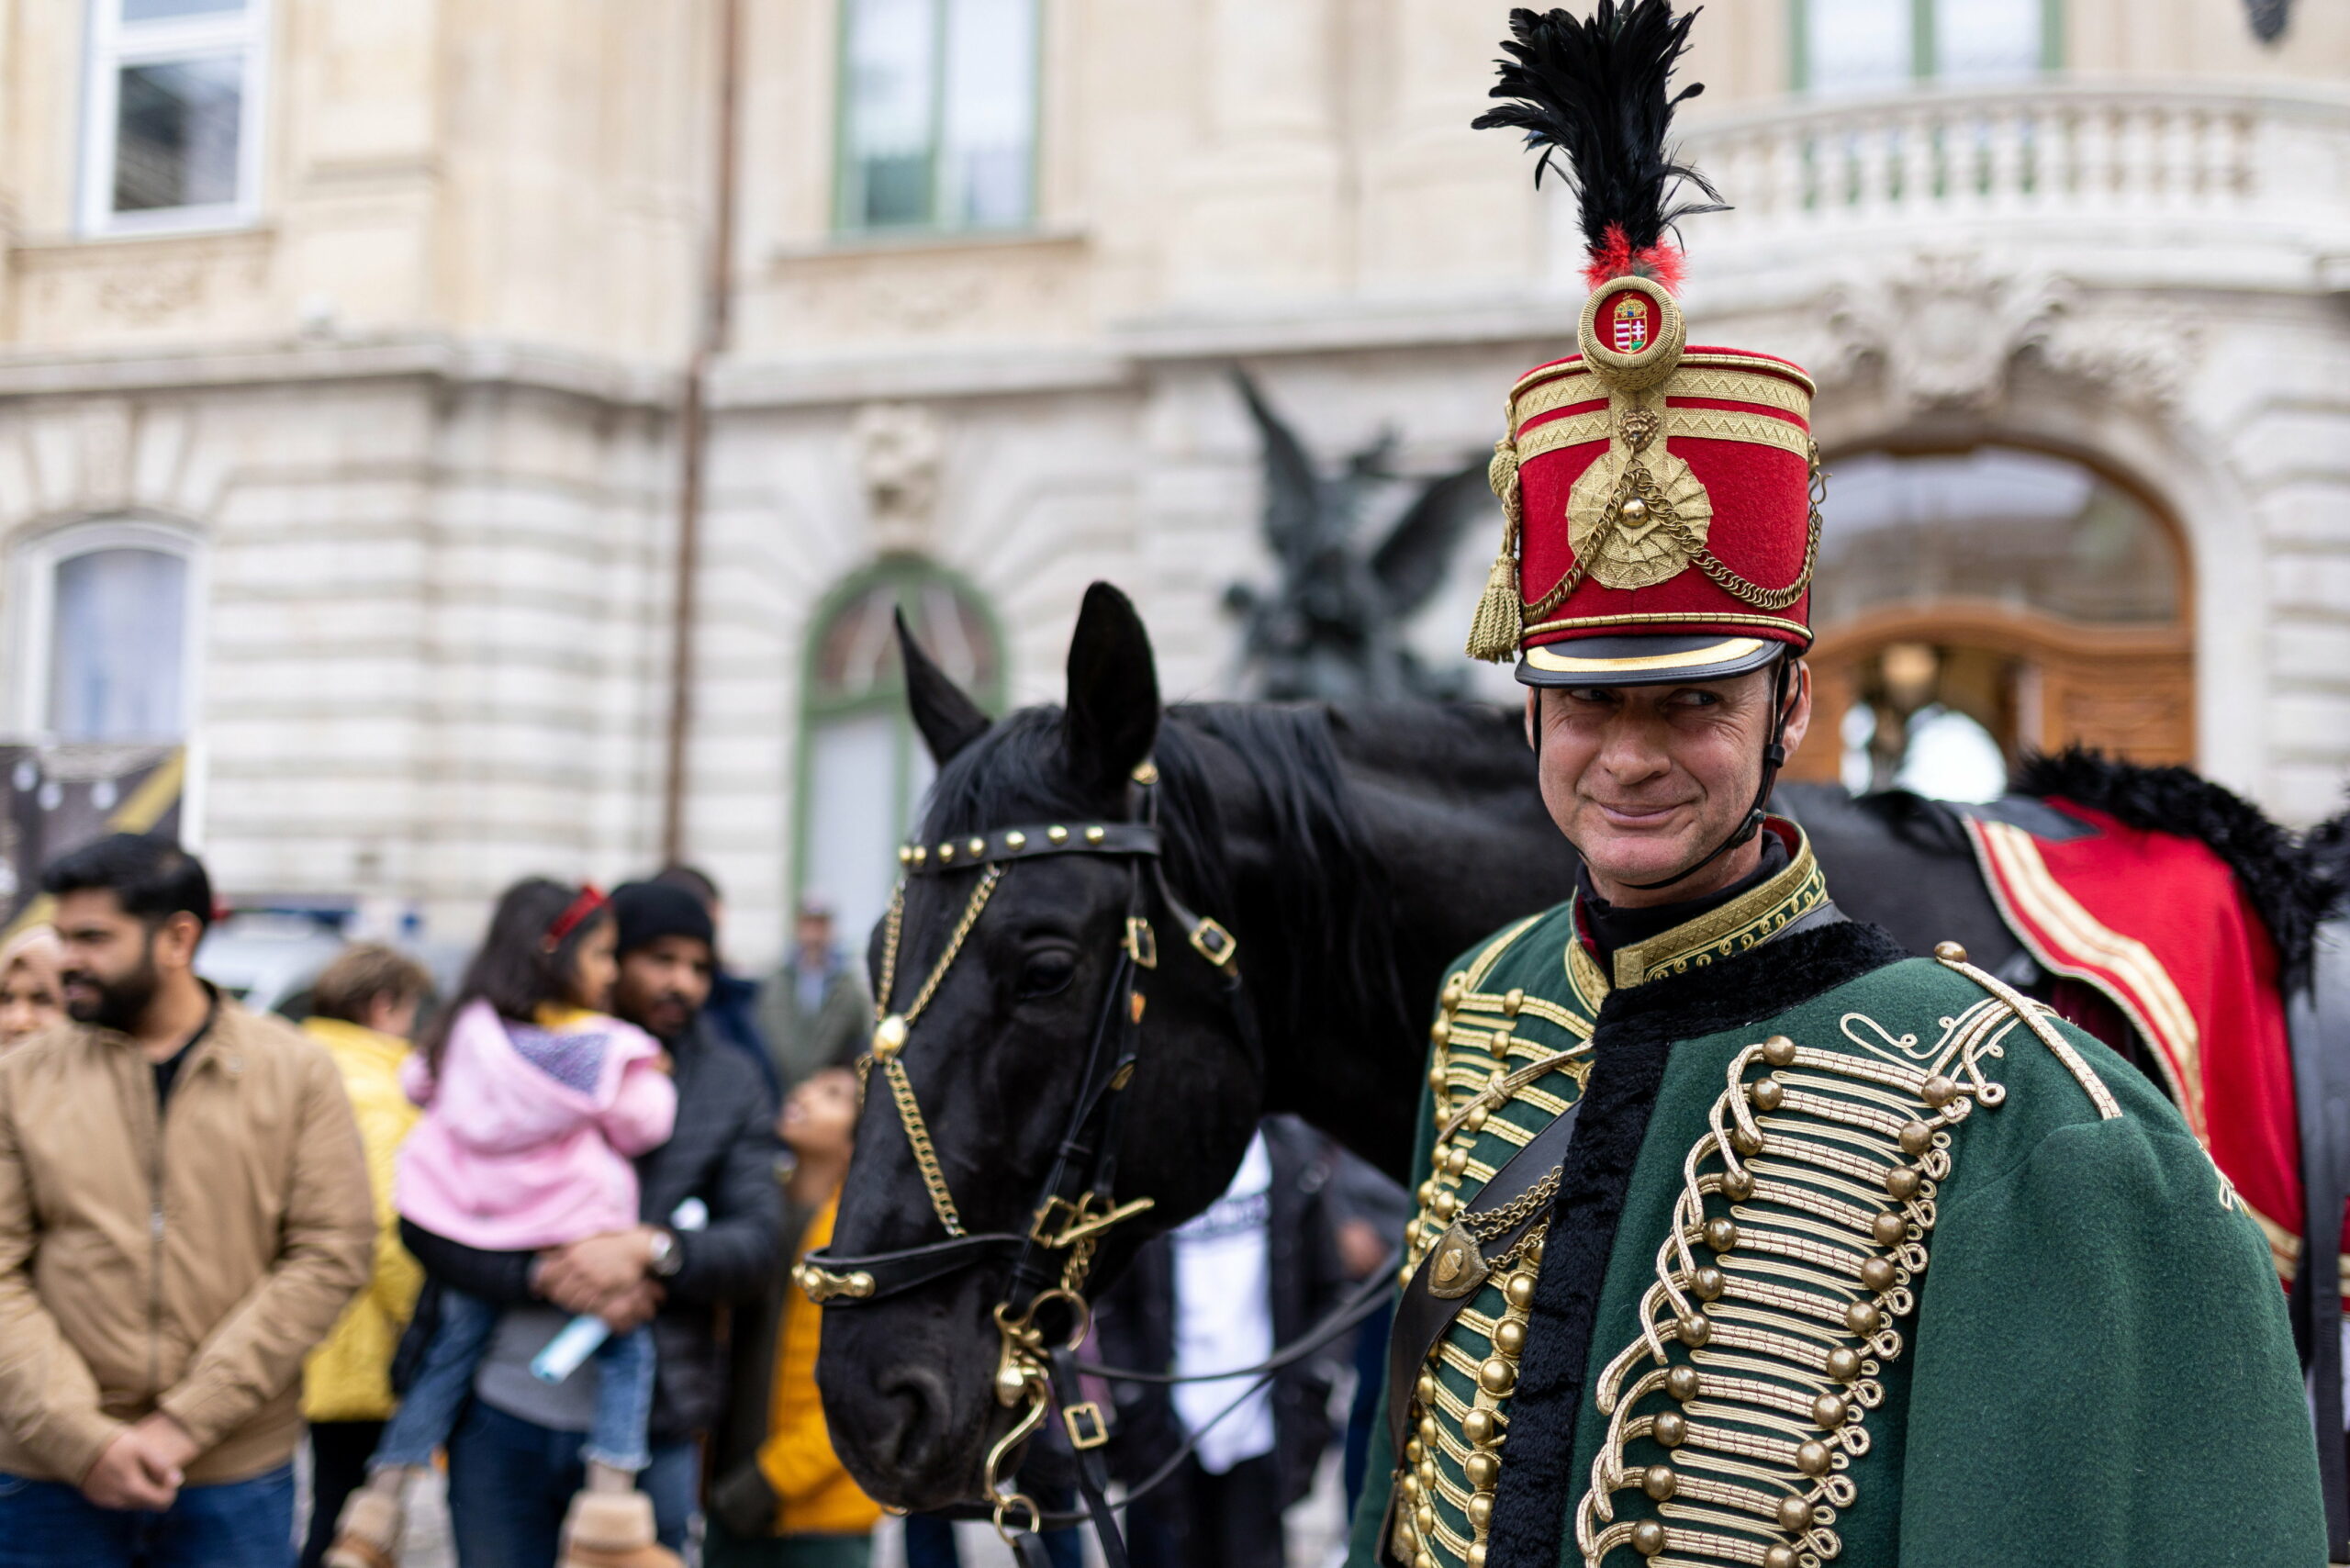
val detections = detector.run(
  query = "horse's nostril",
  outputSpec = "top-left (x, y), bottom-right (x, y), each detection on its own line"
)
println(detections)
top-left (877, 1364), bottom-right (954, 1477)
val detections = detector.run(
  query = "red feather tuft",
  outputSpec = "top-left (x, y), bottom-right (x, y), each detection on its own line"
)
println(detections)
top-left (1582, 223), bottom-right (1686, 293)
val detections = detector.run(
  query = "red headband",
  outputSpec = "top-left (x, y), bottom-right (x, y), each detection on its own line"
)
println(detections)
top-left (544, 883), bottom-right (608, 948)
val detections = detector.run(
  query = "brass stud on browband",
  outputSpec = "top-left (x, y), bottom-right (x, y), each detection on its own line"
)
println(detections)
top-left (1046, 825), bottom-right (1069, 845)
top-left (898, 845), bottom-right (913, 867)
top-left (1085, 826), bottom-right (1106, 845)
top-left (938, 843), bottom-right (955, 863)
top-left (967, 836), bottom-right (986, 857)
top-left (1005, 830), bottom-right (1027, 851)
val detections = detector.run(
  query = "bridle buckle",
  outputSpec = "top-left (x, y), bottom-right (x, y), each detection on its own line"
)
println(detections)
top-left (1061, 1401), bottom-right (1111, 1450)
top-left (1125, 915), bottom-right (1158, 969)
top-left (1188, 916), bottom-right (1240, 974)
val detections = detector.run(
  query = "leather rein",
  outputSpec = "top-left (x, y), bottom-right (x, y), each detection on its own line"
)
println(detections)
top-left (797, 760), bottom-right (1272, 1561)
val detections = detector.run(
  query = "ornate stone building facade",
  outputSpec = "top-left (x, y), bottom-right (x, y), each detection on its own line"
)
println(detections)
top-left (2, 0), bottom-right (2345, 958)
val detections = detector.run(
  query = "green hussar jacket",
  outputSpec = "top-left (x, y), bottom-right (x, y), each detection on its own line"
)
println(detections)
top-left (1347, 823), bottom-right (2324, 1568)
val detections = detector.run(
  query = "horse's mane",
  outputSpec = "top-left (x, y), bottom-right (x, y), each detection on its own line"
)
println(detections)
top-left (918, 701), bottom-right (1408, 1051)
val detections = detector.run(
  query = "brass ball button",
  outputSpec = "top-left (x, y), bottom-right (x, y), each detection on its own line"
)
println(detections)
top-left (1478, 1358), bottom-right (1516, 1396)
top-left (1719, 1169), bottom-right (1755, 1200)
top-left (1762, 1035), bottom-right (1797, 1067)
top-left (1462, 1408), bottom-right (1498, 1446)
top-left (1641, 1465), bottom-right (1678, 1501)
top-left (1897, 1120), bottom-right (1934, 1156)
top-left (1860, 1256), bottom-right (1897, 1293)
top-left (1844, 1300), bottom-right (1884, 1335)
top-left (872, 1014), bottom-right (909, 1062)
top-left (1751, 1079), bottom-right (1785, 1112)
top-left (1631, 1519), bottom-right (1667, 1557)
top-left (1795, 1439), bottom-right (1833, 1477)
top-left (1494, 1319), bottom-right (1528, 1358)
top-left (1468, 1493), bottom-right (1494, 1531)
top-left (1663, 1365), bottom-right (1699, 1402)
top-left (1505, 1271), bottom-right (1538, 1310)
top-left (1932, 940), bottom-right (1968, 964)
top-left (1765, 1545), bottom-right (1799, 1568)
top-left (1812, 1392), bottom-right (1849, 1428)
top-left (1651, 1410), bottom-right (1688, 1448)
top-left (1464, 1450), bottom-right (1500, 1491)
top-left (1824, 1347), bottom-right (1863, 1382)
top-left (1920, 1074), bottom-right (1958, 1108)
top-left (1886, 1164), bottom-right (1923, 1201)
top-left (1871, 1211), bottom-right (1908, 1247)
top-left (1430, 1018), bottom-right (1452, 1046)
top-left (1704, 1216), bottom-right (1740, 1253)
top-left (1775, 1494), bottom-right (1813, 1532)
top-left (1676, 1312), bottom-right (1713, 1348)
top-left (1688, 1265), bottom-right (1726, 1301)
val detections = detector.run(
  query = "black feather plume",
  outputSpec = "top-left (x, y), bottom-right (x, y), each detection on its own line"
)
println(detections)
top-left (1472, 2), bottom-right (1727, 264)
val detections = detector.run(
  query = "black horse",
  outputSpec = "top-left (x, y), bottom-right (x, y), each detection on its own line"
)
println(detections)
top-left (816, 581), bottom-right (2337, 1518)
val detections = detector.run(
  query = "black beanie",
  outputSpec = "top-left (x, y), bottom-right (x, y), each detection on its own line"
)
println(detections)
top-left (610, 879), bottom-right (715, 957)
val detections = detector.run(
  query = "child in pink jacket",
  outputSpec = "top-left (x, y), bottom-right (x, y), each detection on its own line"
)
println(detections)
top-left (328, 879), bottom-right (681, 1568)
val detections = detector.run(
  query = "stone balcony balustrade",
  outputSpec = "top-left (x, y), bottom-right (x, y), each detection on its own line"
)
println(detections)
top-left (1672, 78), bottom-right (2350, 299)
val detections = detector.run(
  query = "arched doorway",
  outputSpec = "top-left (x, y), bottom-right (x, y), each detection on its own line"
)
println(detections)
top-left (1784, 444), bottom-right (2192, 798)
top-left (795, 558), bottom-right (1004, 950)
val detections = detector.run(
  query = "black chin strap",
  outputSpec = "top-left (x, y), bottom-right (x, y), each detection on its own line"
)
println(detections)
top-left (1547, 655), bottom-right (1796, 895)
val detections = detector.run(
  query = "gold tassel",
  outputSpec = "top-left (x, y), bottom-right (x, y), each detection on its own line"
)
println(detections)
top-left (1466, 438), bottom-right (1525, 663)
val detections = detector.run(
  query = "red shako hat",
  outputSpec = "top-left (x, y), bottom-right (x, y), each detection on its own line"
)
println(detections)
top-left (1468, 1), bottom-right (1822, 687)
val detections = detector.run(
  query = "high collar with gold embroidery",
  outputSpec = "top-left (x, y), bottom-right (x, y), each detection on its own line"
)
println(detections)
top-left (1572, 818), bottom-right (1831, 992)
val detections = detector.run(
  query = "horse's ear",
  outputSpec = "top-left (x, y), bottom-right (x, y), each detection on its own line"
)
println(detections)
top-left (1062, 582), bottom-right (1161, 794)
top-left (898, 610), bottom-right (991, 766)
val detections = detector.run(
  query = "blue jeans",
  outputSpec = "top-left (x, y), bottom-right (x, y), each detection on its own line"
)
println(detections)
top-left (0, 1462), bottom-right (294, 1568)
top-left (377, 1292), bottom-right (657, 1473)
top-left (445, 1399), bottom-right (699, 1567)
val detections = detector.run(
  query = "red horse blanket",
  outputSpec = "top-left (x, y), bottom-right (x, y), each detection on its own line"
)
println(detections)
top-left (1965, 799), bottom-right (2345, 1288)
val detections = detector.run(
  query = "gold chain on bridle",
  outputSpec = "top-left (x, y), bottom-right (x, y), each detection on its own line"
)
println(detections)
top-left (863, 865), bottom-right (1003, 1238)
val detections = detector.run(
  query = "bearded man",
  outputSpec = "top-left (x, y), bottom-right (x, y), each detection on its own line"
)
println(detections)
top-left (0, 834), bottom-right (372, 1567)
top-left (1346, 8), bottom-right (2325, 1568)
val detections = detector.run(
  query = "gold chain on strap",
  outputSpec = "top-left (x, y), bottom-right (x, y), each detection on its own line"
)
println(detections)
top-left (865, 865), bottom-right (1006, 1238)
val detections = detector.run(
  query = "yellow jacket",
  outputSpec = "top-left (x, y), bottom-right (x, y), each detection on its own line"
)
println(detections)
top-left (299, 1017), bottom-right (423, 1423)
top-left (759, 1193), bottom-right (882, 1535)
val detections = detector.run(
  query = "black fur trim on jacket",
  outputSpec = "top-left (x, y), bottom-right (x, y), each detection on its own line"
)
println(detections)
top-left (1482, 919), bottom-right (1910, 1568)
top-left (2015, 746), bottom-right (2335, 990)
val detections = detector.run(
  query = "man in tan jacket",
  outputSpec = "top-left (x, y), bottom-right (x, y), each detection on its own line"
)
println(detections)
top-left (0, 834), bottom-right (372, 1566)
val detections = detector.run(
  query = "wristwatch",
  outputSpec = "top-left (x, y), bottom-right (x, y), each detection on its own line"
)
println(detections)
top-left (646, 1228), bottom-right (682, 1278)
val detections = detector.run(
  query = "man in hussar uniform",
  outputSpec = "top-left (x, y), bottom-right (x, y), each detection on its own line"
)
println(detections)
top-left (1347, 6), bottom-right (2326, 1568)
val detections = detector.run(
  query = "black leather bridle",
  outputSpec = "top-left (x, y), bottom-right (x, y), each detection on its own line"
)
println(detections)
top-left (796, 761), bottom-right (1261, 1563)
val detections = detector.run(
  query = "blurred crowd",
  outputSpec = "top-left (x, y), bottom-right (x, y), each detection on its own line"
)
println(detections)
top-left (0, 835), bottom-right (1403, 1568)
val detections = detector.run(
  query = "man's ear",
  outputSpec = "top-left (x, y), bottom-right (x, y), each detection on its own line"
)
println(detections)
top-left (1524, 689), bottom-right (1540, 753)
top-left (156, 911), bottom-right (205, 974)
top-left (1778, 660), bottom-right (1813, 761)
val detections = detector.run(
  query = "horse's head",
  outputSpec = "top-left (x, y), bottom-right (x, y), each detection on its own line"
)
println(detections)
top-left (815, 582), bottom-right (1267, 1510)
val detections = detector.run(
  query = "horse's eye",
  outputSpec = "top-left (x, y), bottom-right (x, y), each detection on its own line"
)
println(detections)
top-left (1017, 949), bottom-right (1078, 1000)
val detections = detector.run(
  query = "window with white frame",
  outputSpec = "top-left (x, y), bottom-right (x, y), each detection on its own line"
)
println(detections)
top-left (1797, 0), bottom-right (2053, 95)
top-left (837, 0), bottom-right (1039, 233)
top-left (81, 0), bottom-right (268, 234)
top-left (11, 521), bottom-right (200, 742)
